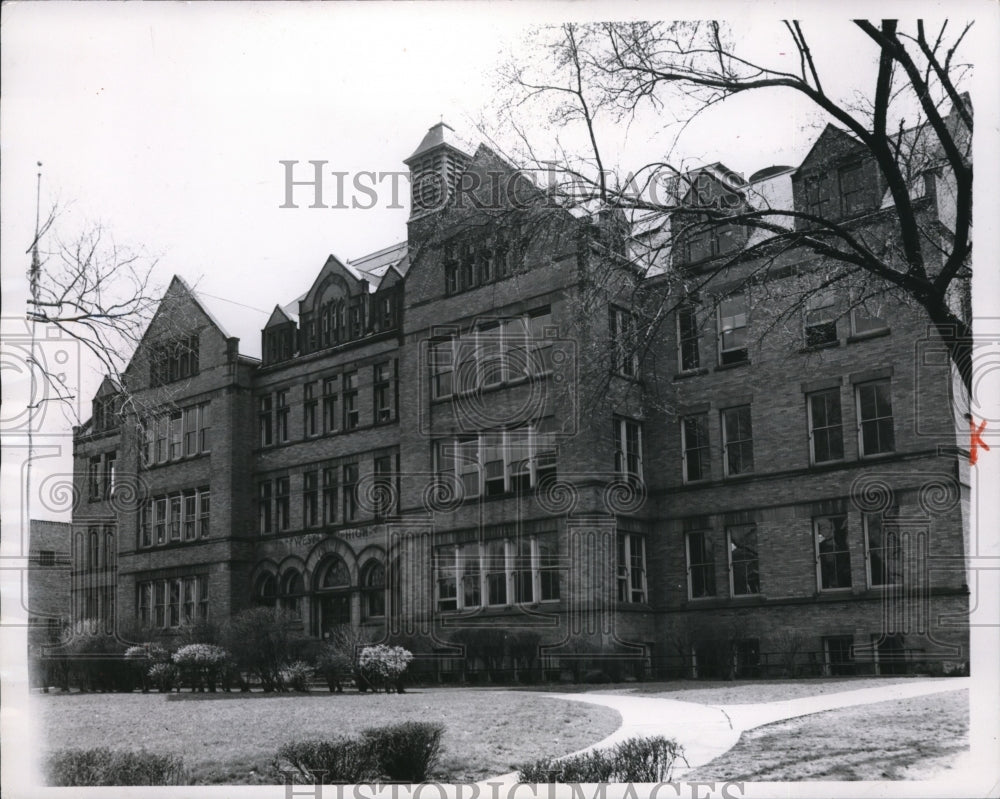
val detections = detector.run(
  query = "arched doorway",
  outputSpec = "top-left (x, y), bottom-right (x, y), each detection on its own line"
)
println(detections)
top-left (359, 560), bottom-right (386, 620)
top-left (315, 557), bottom-right (352, 637)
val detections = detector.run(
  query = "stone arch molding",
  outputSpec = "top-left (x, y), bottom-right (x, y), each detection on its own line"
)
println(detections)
top-left (305, 537), bottom-right (359, 590)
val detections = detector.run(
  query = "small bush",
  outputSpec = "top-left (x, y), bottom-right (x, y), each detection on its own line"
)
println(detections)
top-left (358, 645), bottom-right (413, 693)
top-left (148, 662), bottom-right (178, 693)
top-left (583, 669), bottom-right (610, 684)
top-left (44, 747), bottom-right (186, 786)
top-left (282, 661), bottom-right (314, 692)
top-left (274, 738), bottom-right (379, 784)
top-left (362, 721), bottom-right (444, 782)
top-left (173, 643), bottom-right (230, 692)
top-left (518, 736), bottom-right (685, 783)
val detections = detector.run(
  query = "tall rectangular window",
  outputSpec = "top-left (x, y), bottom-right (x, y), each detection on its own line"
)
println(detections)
top-left (460, 543), bottom-right (481, 608)
top-left (137, 583), bottom-right (152, 627)
top-left (199, 402), bottom-right (211, 452)
top-left (805, 290), bottom-right (838, 347)
top-left (373, 455), bottom-right (394, 520)
top-left (198, 488), bottom-right (210, 537)
top-left (303, 471), bottom-right (319, 527)
top-left (513, 537), bottom-right (534, 604)
top-left (197, 575), bottom-right (209, 619)
top-left (184, 492), bottom-right (197, 540)
top-left (616, 534), bottom-right (647, 603)
top-left (102, 452), bottom-right (116, 497)
top-left (430, 338), bottom-right (454, 399)
top-left (610, 306), bottom-right (639, 378)
top-left (815, 515), bottom-right (852, 590)
top-left (721, 406), bottom-right (754, 476)
top-left (343, 463), bottom-right (358, 521)
top-left (259, 396), bottom-right (273, 447)
top-left (728, 523), bottom-right (760, 596)
top-left (322, 377), bottom-right (338, 433)
top-left (154, 581), bottom-right (166, 627)
top-left (169, 495), bottom-right (182, 541)
top-left (857, 380), bottom-right (895, 456)
top-left (322, 467), bottom-right (337, 524)
top-left (537, 537), bottom-right (560, 601)
top-left (275, 391), bottom-right (289, 443)
top-left (154, 497), bottom-right (167, 544)
top-left (839, 162), bottom-right (868, 216)
top-left (169, 411), bottom-right (183, 460)
top-left (865, 512), bottom-right (902, 587)
top-left (681, 415), bottom-right (710, 482)
top-left (808, 388), bottom-right (844, 464)
top-left (303, 383), bottom-right (318, 437)
top-left (677, 303), bottom-right (700, 371)
top-left (614, 418), bottom-right (643, 484)
top-left (275, 477), bottom-right (290, 531)
top-left (88, 456), bottom-right (101, 500)
top-left (717, 295), bottom-right (748, 365)
top-left (686, 531), bottom-right (716, 599)
top-left (436, 546), bottom-right (458, 612)
top-left (373, 362), bottom-right (392, 423)
top-left (184, 406), bottom-right (199, 455)
top-left (478, 322), bottom-right (505, 387)
top-left (155, 416), bottom-right (168, 463)
top-left (258, 481), bottom-right (272, 534)
top-left (486, 539), bottom-right (508, 606)
top-left (343, 372), bottom-right (359, 430)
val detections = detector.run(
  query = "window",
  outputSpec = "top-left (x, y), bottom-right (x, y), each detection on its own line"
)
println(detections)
top-left (199, 402), bottom-right (211, 452)
top-left (479, 322), bottom-right (505, 386)
top-left (36, 550), bottom-right (56, 567)
top-left (275, 391), bottom-right (289, 443)
top-left (839, 162), bottom-right (868, 216)
top-left (169, 411), bottom-right (183, 460)
top-left (322, 377), bottom-right (338, 433)
top-left (184, 492), bottom-right (197, 540)
top-left (255, 574), bottom-right (277, 608)
top-left (258, 481), bottom-right (272, 534)
top-left (513, 537), bottom-right (534, 603)
top-left (155, 417), bottom-right (167, 463)
top-left (677, 302), bottom-right (700, 371)
top-left (686, 531), bottom-right (716, 599)
top-left (617, 534), bottom-right (647, 603)
top-left (88, 456), bottom-right (101, 501)
top-left (610, 306), bottom-right (639, 378)
top-left (198, 488), bottom-right (210, 537)
top-left (303, 471), bottom-right (319, 527)
top-left (808, 389), bottom-right (844, 464)
top-left (865, 512), bottom-right (902, 587)
top-left (804, 290), bottom-right (838, 347)
top-left (614, 418), bottom-right (643, 485)
top-left (376, 292), bottom-right (396, 331)
top-left (721, 406), bottom-right (754, 476)
top-left (348, 299), bottom-right (364, 339)
top-left (343, 463), bottom-right (358, 521)
top-left (184, 406), bottom-right (198, 455)
top-left (322, 467), bottom-right (337, 524)
top-left (137, 583), bottom-right (151, 626)
top-left (149, 335), bottom-right (199, 386)
top-left (182, 577), bottom-right (196, 623)
top-left (816, 515), bottom-right (852, 589)
top-left (275, 477), bottom-right (290, 531)
top-left (485, 539), bottom-right (508, 606)
top-left (373, 362), bottom-right (393, 423)
top-left (436, 425), bottom-right (554, 499)
top-left (717, 295), bottom-right (748, 365)
top-left (802, 172), bottom-right (832, 218)
top-left (373, 455), bottom-right (394, 520)
top-left (436, 546), bottom-right (458, 612)
top-left (280, 570), bottom-right (304, 618)
top-left (169, 495), bottom-right (182, 541)
top-left (851, 303), bottom-right (888, 336)
top-left (99, 451), bottom-right (116, 498)
top-left (153, 582), bottom-right (166, 627)
top-left (728, 523), bottom-right (760, 596)
top-left (430, 338), bottom-right (454, 399)
top-left (856, 380), bottom-right (895, 456)
top-left (304, 383), bottom-right (318, 437)
top-left (343, 372), bottom-right (359, 430)
top-left (823, 635), bottom-right (855, 676)
top-left (460, 543), bottom-right (481, 608)
top-left (537, 538), bottom-right (560, 601)
top-left (154, 497), bottom-right (167, 544)
top-left (169, 579), bottom-right (181, 626)
top-left (681, 415), bottom-right (710, 482)
top-left (259, 396), bottom-right (273, 447)
top-left (361, 561), bottom-right (386, 619)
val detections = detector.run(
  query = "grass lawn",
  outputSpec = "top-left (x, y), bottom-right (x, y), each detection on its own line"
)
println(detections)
top-left (33, 688), bottom-right (621, 784)
top-left (683, 688), bottom-right (969, 780)
top-left (597, 676), bottom-right (925, 705)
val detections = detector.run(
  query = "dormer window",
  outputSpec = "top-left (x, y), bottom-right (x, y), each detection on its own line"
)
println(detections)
top-left (839, 162), bottom-right (869, 217)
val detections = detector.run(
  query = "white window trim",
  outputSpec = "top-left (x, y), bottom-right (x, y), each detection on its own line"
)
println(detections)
top-left (435, 425), bottom-right (554, 498)
top-left (617, 533), bottom-right (647, 604)
top-left (863, 513), bottom-right (902, 589)
top-left (611, 306), bottom-right (640, 378)
top-left (717, 294), bottom-right (748, 365)
top-left (720, 406), bottom-right (753, 478)
top-left (813, 515), bottom-right (852, 592)
top-left (806, 389), bottom-right (844, 466)
top-left (681, 415), bottom-right (709, 483)
top-left (685, 530), bottom-right (715, 601)
top-left (855, 380), bottom-right (895, 458)
top-left (726, 524), bottom-right (759, 597)
top-left (850, 305), bottom-right (890, 337)
top-left (676, 304), bottom-right (700, 373)
top-left (614, 418), bottom-right (644, 482)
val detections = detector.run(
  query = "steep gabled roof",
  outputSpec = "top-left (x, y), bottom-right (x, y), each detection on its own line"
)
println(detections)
top-left (185, 279), bottom-right (271, 361)
top-left (405, 121), bottom-right (474, 163)
top-left (795, 124), bottom-right (864, 175)
top-left (264, 305), bottom-right (294, 329)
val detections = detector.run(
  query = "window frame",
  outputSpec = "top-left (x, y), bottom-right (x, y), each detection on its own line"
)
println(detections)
top-left (681, 414), bottom-right (710, 483)
top-left (685, 530), bottom-right (717, 599)
top-left (807, 388), bottom-right (845, 465)
top-left (815, 514), bottom-right (852, 591)
top-left (804, 290), bottom-right (839, 348)
top-left (616, 533), bottom-right (647, 604)
top-left (727, 523), bottom-right (760, 596)
top-left (721, 405), bottom-right (754, 477)
top-left (717, 294), bottom-right (748, 366)
top-left (677, 302), bottom-right (701, 372)
top-left (856, 379), bottom-right (896, 457)
top-left (614, 417), bottom-right (643, 485)
top-left (865, 512), bottom-right (902, 588)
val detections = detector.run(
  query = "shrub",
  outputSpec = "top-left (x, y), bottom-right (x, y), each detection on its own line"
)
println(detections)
top-left (273, 738), bottom-right (379, 784)
top-left (172, 644), bottom-right (230, 692)
top-left (583, 670), bottom-right (610, 684)
top-left (44, 747), bottom-right (187, 786)
top-left (517, 736), bottom-right (685, 783)
top-left (282, 661), bottom-right (314, 692)
top-left (148, 662), bottom-right (178, 693)
top-left (358, 645), bottom-right (413, 693)
top-left (221, 607), bottom-right (311, 692)
top-left (362, 721), bottom-right (444, 782)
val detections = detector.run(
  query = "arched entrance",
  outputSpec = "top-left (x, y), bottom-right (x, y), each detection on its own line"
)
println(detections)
top-left (315, 557), bottom-right (352, 637)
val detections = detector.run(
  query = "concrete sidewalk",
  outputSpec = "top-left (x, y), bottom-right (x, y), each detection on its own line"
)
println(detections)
top-left (482, 677), bottom-right (970, 784)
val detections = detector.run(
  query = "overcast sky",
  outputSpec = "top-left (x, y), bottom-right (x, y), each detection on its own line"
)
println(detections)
top-left (1, 0), bottom-right (997, 506)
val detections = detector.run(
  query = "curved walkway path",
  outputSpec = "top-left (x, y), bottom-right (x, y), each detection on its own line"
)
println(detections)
top-left (482, 677), bottom-right (970, 784)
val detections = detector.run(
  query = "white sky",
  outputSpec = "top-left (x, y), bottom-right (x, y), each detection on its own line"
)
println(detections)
top-left (1, 2), bottom-right (999, 794)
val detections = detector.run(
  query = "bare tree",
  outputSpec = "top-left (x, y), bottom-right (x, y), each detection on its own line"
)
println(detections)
top-left (486, 19), bottom-right (974, 401)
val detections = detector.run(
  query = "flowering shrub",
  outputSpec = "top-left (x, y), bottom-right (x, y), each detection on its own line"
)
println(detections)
top-left (357, 645), bottom-right (413, 693)
top-left (281, 661), bottom-right (314, 692)
top-left (45, 747), bottom-right (187, 786)
top-left (147, 663), bottom-right (178, 693)
top-left (172, 644), bottom-right (229, 692)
